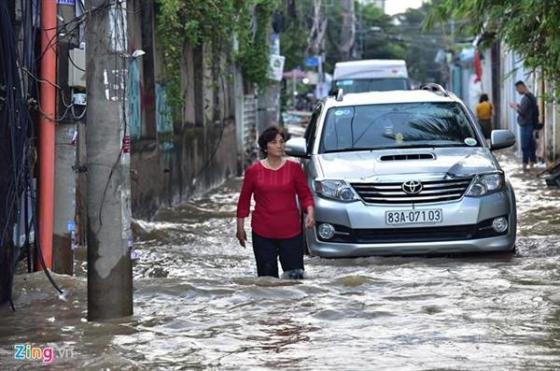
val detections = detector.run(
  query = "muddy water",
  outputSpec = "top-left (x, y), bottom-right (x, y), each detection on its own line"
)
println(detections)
top-left (1, 153), bottom-right (560, 370)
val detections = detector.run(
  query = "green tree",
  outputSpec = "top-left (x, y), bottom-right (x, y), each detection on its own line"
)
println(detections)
top-left (279, 1), bottom-right (446, 84)
top-left (155, 0), bottom-right (277, 118)
top-left (395, 2), bottom-right (447, 83)
top-left (426, 0), bottom-right (560, 92)
top-left (280, 1), bottom-right (408, 74)
top-left (279, 1), bottom-right (314, 71)
top-left (353, 2), bottom-right (446, 84)
top-left (354, 2), bottom-right (405, 63)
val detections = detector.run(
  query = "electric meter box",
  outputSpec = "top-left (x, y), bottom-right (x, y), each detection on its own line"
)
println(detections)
top-left (68, 48), bottom-right (86, 88)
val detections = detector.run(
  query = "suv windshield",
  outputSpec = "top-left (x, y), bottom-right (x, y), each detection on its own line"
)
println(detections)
top-left (334, 78), bottom-right (410, 93)
top-left (319, 102), bottom-right (480, 153)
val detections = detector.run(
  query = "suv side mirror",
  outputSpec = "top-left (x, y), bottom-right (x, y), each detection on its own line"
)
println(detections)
top-left (490, 130), bottom-right (516, 150)
top-left (285, 137), bottom-right (308, 158)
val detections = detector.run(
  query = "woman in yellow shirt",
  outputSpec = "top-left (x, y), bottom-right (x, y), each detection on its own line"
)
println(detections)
top-left (476, 93), bottom-right (493, 138)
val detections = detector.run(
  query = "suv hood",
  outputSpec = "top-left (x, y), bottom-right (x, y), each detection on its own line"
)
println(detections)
top-left (314, 147), bottom-right (499, 181)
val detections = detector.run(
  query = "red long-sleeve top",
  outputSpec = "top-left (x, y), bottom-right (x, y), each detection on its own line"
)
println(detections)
top-left (236, 160), bottom-right (315, 239)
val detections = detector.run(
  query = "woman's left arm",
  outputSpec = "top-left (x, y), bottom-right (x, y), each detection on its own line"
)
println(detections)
top-left (304, 205), bottom-right (315, 228)
top-left (293, 163), bottom-right (315, 228)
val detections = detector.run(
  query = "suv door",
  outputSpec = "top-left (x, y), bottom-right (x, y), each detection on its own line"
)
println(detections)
top-left (302, 104), bottom-right (323, 178)
top-left (300, 104), bottom-right (322, 254)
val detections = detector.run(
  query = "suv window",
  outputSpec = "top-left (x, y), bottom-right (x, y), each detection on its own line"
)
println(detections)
top-left (319, 102), bottom-right (479, 153)
top-left (304, 105), bottom-right (322, 154)
top-left (334, 78), bottom-right (410, 93)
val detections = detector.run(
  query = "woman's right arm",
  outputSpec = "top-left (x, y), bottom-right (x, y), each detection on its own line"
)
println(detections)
top-left (236, 167), bottom-right (254, 247)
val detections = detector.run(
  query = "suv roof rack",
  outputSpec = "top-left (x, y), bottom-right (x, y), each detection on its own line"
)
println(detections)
top-left (419, 83), bottom-right (449, 97)
top-left (328, 88), bottom-right (344, 101)
top-left (336, 88), bottom-right (344, 101)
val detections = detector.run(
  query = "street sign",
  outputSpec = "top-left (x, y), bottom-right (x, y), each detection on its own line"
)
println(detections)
top-left (270, 34), bottom-right (280, 56)
top-left (304, 56), bottom-right (320, 67)
top-left (269, 55), bottom-right (285, 81)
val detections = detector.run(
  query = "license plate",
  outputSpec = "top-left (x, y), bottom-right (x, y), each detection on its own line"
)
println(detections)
top-left (385, 209), bottom-right (443, 225)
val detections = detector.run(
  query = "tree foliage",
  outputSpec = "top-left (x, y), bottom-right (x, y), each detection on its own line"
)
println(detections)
top-left (279, 1), bottom-right (316, 72)
top-left (155, 0), bottom-right (277, 117)
top-left (354, 3), bottom-right (405, 62)
top-left (394, 3), bottom-right (446, 84)
top-left (280, 1), bottom-right (444, 83)
top-left (426, 0), bottom-right (560, 89)
top-left (237, 2), bottom-right (278, 87)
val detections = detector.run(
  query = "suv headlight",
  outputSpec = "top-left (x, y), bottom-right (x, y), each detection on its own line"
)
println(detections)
top-left (314, 180), bottom-right (358, 202)
top-left (465, 172), bottom-right (504, 197)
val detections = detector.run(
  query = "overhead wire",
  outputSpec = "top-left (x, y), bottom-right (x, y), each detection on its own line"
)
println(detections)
top-left (35, 0), bottom-right (113, 64)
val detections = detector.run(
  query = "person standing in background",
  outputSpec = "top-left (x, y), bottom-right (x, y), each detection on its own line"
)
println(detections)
top-left (476, 93), bottom-right (493, 139)
top-left (509, 81), bottom-right (538, 171)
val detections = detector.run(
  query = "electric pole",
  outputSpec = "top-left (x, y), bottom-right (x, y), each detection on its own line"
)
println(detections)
top-left (85, 0), bottom-right (133, 320)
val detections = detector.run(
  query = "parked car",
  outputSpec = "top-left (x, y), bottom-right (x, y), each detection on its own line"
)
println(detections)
top-left (332, 59), bottom-right (411, 93)
top-left (286, 84), bottom-right (517, 257)
top-left (282, 110), bottom-right (312, 138)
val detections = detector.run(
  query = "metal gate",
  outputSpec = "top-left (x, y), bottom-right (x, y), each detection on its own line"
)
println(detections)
top-left (241, 94), bottom-right (258, 166)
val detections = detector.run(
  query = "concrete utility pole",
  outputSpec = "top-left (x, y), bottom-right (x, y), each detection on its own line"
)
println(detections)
top-left (85, 0), bottom-right (133, 320)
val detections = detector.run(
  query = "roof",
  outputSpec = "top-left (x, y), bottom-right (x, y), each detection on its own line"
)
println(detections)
top-left (324, 90), bottom-right (460, 108)
top-left (333, 59), bottom-right (408, 80)
top-left (335, 59), bottom-right (406, 67)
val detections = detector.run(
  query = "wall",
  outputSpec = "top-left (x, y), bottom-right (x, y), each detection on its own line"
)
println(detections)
top-left (131, 123), bottom-right (237, 218)
top-left (446, 41), bottom-right (560, 163)
top-left (497, 44), bottom-right (554, 161)
top-left (129, 1), bottom-right (240, 218)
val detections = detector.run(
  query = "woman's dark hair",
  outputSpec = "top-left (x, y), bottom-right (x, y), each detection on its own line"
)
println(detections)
top-left (258, 126), bottom-right (287, 157)
top-left (479, 93), bottom-right (489, 103)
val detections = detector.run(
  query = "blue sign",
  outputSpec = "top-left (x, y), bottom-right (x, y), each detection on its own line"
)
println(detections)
top-left (58, 0), bottom-right (75, 4)
top-left (304, 56), bottom-right (320, 67)
top-left (270, 34), bottom-right (280, 55)
top-left (67, 220), bottom-right (76, 232)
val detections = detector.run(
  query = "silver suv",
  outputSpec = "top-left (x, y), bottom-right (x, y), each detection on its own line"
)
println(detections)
top-left (286, 85), bottom-right (517, 257)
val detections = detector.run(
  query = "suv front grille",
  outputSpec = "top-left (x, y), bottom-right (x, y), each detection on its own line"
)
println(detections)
top-left (351, 177), bottom-right (473, 204)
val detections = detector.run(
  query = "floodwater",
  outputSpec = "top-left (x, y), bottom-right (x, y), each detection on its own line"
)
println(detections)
top-left (1, 152), bottom-right (560, 370)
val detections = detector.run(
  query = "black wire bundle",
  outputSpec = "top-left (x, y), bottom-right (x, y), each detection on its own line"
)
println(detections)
top-left (0, 0), bottom-right (37, 310)
top-left (0, 0), bottom-right (132, 311)
top-left (0, 0), bottom-right (82, 311)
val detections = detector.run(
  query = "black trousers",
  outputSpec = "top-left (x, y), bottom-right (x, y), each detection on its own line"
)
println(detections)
top-left (251, 232), bottom-right (304, 278)
top-left (478, 119), bottom-right (492, 139)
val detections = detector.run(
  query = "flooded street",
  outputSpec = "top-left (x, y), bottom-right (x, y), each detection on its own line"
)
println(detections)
top-left (1, 153), bottom-right (560, 370)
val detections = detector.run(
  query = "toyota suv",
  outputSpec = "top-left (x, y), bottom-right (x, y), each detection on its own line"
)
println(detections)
top-left (286, 84), bottom-right (517, 257)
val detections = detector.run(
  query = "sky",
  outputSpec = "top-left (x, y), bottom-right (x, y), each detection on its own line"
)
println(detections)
top-left (384, 0), bottom-right (426, 15)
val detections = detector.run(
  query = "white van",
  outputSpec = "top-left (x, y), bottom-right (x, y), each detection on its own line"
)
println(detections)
top-left (332, 59), bottom-right (410, 93)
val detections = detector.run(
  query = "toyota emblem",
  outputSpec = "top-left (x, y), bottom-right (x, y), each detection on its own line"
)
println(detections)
top-left (402, 180), bottom-right (423, 195)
